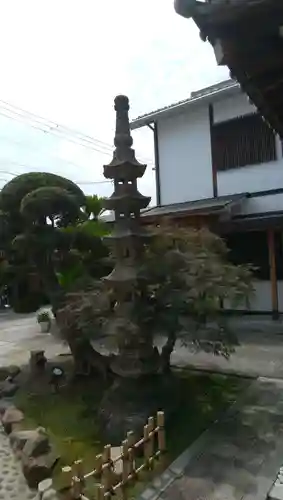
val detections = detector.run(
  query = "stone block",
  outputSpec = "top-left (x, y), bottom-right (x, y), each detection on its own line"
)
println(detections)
top-left (10, 426), bottom-right (47, 455)
top-left (0, 398), bottom-right (14, 416)
top-left (1, 406), bottom-right (24, 434)
top-left (269, 483), bottom-right (283, 500)
top-left (0, 379), bottom-right (19, 397)
top-left (22, 449), bottom-right (60, 489)
top-left (29, 350), bottom-right (47, 375)
top-left (7, 365), bottom-right (21, 380)
top-left (38, 478), bottom-right (59, 500)
top-left (22, 427), bottom-right (50, 458)
top-left (38, 478), bottom-right (53, 497)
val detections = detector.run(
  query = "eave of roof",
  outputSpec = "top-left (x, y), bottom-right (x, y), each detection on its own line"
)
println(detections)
top-left (141, 193), bottom-right (247, 219)
top-left (130, 80), bottom-right (239, 130)
top-left (175, 0), bottom-right (276, 25)
top-left (197, 0), bottom-right (277, 24)
top-left (188, 1), bottom-right (283, 138)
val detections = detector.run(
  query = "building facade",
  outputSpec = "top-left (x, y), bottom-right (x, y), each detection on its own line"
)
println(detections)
top-left (131, 80), bottom-right (283, 316)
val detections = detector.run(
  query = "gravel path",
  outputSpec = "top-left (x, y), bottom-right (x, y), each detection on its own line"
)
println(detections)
top-left (0, 425), bottom-right (36, 500)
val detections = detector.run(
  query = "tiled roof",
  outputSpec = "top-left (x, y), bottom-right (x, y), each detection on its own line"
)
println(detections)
top-left (130, 79), bottom-right (239, 129)
top-left (142, 193), bottom-right (247, 218)
top-left (100, 194), bottom-right (247, 222)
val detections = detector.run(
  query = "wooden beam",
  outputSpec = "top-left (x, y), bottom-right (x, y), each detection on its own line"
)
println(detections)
top-left (153, 122), bottom-right (161, 206)
top-left (268, 229), bottom-right (279, 320)
top-left (209, 104), bottom-right (218, 198)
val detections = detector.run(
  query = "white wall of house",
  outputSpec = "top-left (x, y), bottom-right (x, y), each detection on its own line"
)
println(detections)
top-left (213, 92), bottom-right (256, 123)
top-left (225, 281), bottom-right (283, 314)
top-left (224, 281), bottom-right (273, 312)
top-left (240, 192), bottom-right (283, 216)
top-left (217, 158), bottom-right (283, 197)
top-left (157, 87), bottom-right (283, 209)
top-left (214, 92), bottom-right (283, 196)
top-left (157, 106), bottom-right (213, 205)
top-left (155, 86), bottom-right (283, 315)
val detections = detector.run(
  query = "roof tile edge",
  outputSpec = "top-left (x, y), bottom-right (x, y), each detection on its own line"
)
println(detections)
top-left (131, 79), bottom-right (239, 129)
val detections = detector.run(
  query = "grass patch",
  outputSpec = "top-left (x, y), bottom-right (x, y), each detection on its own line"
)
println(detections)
top-left (14, 365), bottom-right (248, 496)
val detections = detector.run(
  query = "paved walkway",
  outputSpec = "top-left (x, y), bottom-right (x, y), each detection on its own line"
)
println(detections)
top-left (139, 377), bottom-right (283, 500)
top-left (0, 312), bottom-right (68, 367)
top-left (2, 312), bottom-right (283, 380)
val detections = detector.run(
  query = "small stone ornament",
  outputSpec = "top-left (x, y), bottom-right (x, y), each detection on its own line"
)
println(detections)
top-left (30, 350), bottom-right (47, 375)
top-left (50, 367), bottom-right (64, 393)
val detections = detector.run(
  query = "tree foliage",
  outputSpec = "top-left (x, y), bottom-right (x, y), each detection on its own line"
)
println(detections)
top-left (0, 172), bottom-right (85, 214)
top-left (58, 223), bottom-right (254, 371)
top-left (0, 172), bottom-right (109, 308)
top-left (138, 224), bottom-right (254, 362)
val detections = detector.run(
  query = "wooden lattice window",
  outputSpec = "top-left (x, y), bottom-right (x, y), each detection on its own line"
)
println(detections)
top-left (212, 113), bottom-right (276, 171)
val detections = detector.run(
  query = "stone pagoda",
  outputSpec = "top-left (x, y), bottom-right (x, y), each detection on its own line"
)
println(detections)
top-left (102, 95), bottom-right (157, 378)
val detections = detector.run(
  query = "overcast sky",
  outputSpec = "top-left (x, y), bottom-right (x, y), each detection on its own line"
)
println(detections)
top-left (0, 0), bottom-right (228, 205)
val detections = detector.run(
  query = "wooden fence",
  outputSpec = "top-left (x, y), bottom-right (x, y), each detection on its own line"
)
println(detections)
top-left (57, 411), bottom-right (165, 500)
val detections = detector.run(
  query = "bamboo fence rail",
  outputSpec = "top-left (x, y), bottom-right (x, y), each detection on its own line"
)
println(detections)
top-left (57, 411), bottom-right (165, 500)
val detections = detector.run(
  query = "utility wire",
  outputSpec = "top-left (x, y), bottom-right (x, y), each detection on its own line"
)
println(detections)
top-left (0, 101), bottom-right (154, 164)
top-left (0, 100), bottom-right (115, 150)
top-left (0, 101), bottom-right (154, 188)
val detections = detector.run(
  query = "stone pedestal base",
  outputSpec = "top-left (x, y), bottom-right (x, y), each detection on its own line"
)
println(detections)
top-left (99, 374), bottom-right (180, 444)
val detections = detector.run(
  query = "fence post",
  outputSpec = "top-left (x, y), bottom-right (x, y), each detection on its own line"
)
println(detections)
top-left (126, 431), bottom-right (135, 479)
top-left (96, 484), bottom-right (106, 500)
top-left (59, 466), bottom-right (73, 500)
top-left (120, 438), bottom-right (129, 500)
top-left (143, 424), bottom-right (150, 469)
top-left (95, 453), bottom-right (103, 483)
top-left (157, 411), bottom-right (166, 463)
top-left (147, 416), bottom-right (155, 470)
top-left (101, 444), bottom-right (113, 495)
top-left (72, 459), bottom-right (84, 499)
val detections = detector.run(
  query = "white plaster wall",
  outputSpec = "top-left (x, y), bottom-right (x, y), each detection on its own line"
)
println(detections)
top-left (224, 281), bottom-right (273, 312)
top-left (250, 281), bottom-right (272, 312)
top-left (213, 92), bottom-right (256, 123)
top-left (157, 87), bottom-right (283, 205)
top-left (224, 281), bottom-right (283, 313)
top-left (214, 94), bottom-right (283, 197)
top-left (157, 106), bottom-right (213, 205)
top-left (217, 157), bottom-right (283, 197)
top-left (240, 192), bottom-right (283, 216)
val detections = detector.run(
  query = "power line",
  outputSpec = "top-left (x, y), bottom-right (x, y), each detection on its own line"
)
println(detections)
top-left (0, 133), bottom-right (113, 174)
top-left (0, 99), bottom-right (115, 151)
top-left (0, 101), bottom-right (154, 165)
top-left (0, 109), bottom-right (115, 156)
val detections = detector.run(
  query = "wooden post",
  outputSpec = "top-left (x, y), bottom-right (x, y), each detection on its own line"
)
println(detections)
top-left (102, 444), bottom-right (113, 495)
top-left (143, 424), bottom-right (150, 469)
top-left (126, 431), bottom-right (135, 478)
top-left (58, 466), bottom-right (73, 500)
top-left (268, 229), bottom-right (279, 320)
top-left (121, 439), bottom-right (129, 499)
top-left (95, 453), bottom-right (103, 482)
top-left (72, 459), bottom-right (84, 498)
top-left (209, 103), bottom-right (218, 198)
top-left (157, 411), bottom-right (166, 455)
top-left (97, 484), bottom-right (106, 500)
top-left (147, 416), bottom-right (155, 470)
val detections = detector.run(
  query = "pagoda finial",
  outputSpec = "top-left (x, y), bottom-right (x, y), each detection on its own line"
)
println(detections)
top-left (114, 94), bottom-right (133, 151)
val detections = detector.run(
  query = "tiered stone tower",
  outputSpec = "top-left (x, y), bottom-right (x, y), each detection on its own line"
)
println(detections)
top-left (102, 95), bottom-right (156, 378)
